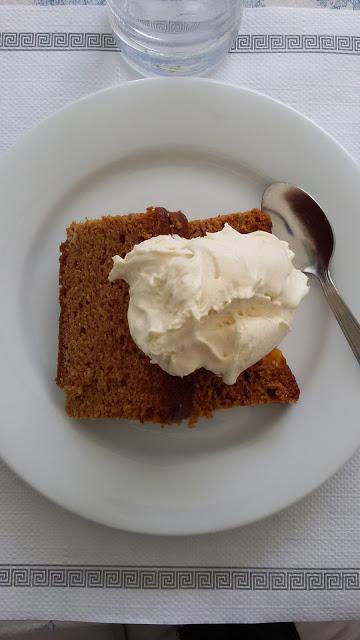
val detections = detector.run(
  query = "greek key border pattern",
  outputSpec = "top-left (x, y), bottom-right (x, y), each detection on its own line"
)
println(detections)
top-left (0, 32), bottom-right (359, 54)
top-left (0, 32), bottom-right (118, 50)
top-left (1, 567), bottom-right (360, 589)
top-left (230, 33), bottom-right (360, 53)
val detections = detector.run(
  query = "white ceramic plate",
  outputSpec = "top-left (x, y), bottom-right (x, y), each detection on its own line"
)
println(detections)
top-left (0, 78), bottom-right (359, 535)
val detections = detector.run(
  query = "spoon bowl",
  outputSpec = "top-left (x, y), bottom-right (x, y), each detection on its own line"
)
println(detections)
top-left (262, 182), bottom-right (360, 365)
top-left (262, 182), bottom-right (334, 276)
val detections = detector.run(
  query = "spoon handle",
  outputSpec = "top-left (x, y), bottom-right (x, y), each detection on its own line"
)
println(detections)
top-left (320, 271), bottom-right (360, 365)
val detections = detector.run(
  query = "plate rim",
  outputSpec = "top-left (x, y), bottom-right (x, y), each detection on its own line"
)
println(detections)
top-left (2, 76), bottom-right (360, 182)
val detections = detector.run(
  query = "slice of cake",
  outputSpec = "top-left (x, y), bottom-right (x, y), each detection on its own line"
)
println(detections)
top-left (56, 207), bottom-right (300, 425)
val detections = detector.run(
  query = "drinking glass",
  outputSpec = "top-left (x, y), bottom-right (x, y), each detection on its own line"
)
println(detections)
top-left (106, 0), bottom-right (243, 77)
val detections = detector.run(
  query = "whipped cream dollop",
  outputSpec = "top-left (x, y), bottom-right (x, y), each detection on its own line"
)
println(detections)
top-left (109, 224), bottom-right (309, 384)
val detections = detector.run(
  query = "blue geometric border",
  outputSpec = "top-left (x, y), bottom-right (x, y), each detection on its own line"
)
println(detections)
top-left (1, 567), bottom-right (360, 589)
top-left (0, 32), bottom-right (359, 54)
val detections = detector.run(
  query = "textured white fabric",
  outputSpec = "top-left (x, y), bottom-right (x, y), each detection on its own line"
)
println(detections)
top-left (0, 0), bottom-right (359, 8)
top-left (0, 4), bottom-right (360, 626)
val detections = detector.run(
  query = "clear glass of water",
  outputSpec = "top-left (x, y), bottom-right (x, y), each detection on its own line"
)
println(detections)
top-left (106, 0), bottom-right (243, 77)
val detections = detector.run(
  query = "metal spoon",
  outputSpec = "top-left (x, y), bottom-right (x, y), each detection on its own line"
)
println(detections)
top-left (262, 182), bottom-right (360, 365)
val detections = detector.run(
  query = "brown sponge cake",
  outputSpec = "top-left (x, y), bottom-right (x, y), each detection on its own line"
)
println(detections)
top-left (56, 207), bottom-right (299, 424)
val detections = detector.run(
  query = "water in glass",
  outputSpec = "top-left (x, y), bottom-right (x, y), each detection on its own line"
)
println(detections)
top-left (106, 0), bottom-right (243, 77)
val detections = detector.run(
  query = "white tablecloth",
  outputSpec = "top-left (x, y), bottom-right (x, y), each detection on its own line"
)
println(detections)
top-left (0, 2), bottom-right (360, 626)
top-left (0, 0), bottom-right (359, 9)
